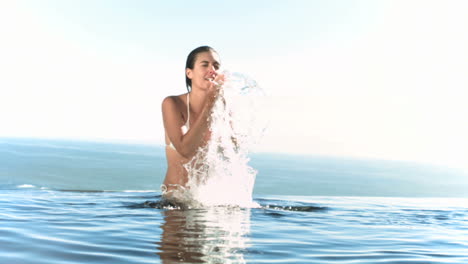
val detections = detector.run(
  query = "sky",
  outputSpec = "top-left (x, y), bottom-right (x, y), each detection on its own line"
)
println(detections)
top-left (0, 0), bottom-right (467, 170)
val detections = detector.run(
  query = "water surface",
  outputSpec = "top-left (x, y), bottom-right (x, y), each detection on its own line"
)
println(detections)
top-left (1, 138), bottom-right (468, 263)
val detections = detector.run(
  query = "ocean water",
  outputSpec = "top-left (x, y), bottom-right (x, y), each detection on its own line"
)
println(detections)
top-left (1, 138), bottom-right (468, 263)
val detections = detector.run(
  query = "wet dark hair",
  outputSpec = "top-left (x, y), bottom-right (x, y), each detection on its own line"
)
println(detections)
top-left (185, 46), bottom-right (217, 92)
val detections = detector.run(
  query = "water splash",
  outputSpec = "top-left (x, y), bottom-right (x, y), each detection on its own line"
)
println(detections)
top-left (182, 71), bottom-right (268, 208)
top-left (17, 184), bottom-right (36, 189)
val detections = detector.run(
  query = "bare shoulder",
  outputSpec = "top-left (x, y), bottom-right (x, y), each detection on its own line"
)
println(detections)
top-left (162, 93), bottom-right (188, 113)
top-left (162, 95), bottom-right (176, 108)
top-left (162, 93), bottom-right (189, 128)
top-left (162, 94), bottom-right (184, 105)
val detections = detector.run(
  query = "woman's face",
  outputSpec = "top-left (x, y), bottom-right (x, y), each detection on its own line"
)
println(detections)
top-left (187, 51), bottom-right (221, 90)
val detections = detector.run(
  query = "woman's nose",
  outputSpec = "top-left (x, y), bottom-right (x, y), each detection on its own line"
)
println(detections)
top-left (208, 68), bottom-right (217, 76)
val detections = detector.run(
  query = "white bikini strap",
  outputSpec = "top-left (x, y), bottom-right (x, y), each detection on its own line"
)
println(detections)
top-left (187, 93), bottom-right (190, 123)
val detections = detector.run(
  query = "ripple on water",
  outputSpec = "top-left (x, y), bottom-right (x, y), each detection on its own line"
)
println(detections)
top-left (1, 190), bottom-right (468, 263)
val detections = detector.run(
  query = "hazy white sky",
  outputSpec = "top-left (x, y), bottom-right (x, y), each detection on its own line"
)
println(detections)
top-left (0, 1), bottom-right (467, 169)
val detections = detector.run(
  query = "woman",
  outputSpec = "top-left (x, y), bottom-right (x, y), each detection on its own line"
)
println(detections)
top-left (161, 46), bottom-right (225, 201)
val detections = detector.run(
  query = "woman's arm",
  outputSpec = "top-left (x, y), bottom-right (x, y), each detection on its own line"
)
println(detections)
top-left (162, 96), bottom-right (213, 159)
top-left (162, 75), bottom-right (224, 159)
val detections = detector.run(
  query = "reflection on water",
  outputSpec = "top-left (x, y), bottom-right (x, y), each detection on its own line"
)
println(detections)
top-left (2, 189), bottom-right (468, 264)
top-left (156, 207), bottom-right (251, 263)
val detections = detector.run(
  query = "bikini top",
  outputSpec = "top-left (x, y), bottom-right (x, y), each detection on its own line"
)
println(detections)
top-left (166, 94), bottom-right (190, 151)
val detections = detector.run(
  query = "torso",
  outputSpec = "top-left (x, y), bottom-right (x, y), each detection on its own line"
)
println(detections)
top-left (164, 94), bottom-right (191, 189)
top-left (162, 93), bottom-right (212, 193)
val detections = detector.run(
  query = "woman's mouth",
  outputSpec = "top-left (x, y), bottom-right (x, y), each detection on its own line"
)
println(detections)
top-left (205, 78), bottom-right (220, 86)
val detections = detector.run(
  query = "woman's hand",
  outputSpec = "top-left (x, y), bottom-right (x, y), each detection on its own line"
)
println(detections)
top-left (207, 73), bottom-right (225, 101)
top-left (209, 73), bottom-right (225, 90)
